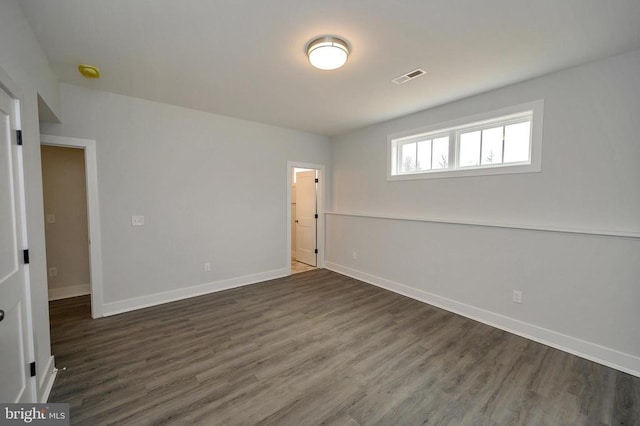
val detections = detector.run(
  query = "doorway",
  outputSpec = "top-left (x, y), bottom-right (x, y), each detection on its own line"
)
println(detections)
top-left (287, 162), bottom-right (324, 275)
top-left (40, 134), bottom-right (103, 319)
top-left (41, 145), bottom-right (91, 304)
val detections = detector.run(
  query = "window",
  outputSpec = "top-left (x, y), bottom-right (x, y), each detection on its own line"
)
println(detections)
top-left (397, 135), bottom-right (450, 173)
top-left (388, 100), bottom-right (543, 180)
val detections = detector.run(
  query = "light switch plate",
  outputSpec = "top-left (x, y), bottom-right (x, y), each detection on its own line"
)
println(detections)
top-left (512, 290), bottom-right (523, 304)
top-left (46, 213), bottom-right (56, 224)
top-left (131, 215), bottom-right (145, 226)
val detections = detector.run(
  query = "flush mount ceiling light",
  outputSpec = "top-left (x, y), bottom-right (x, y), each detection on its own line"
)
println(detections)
top-left (306, 36), bottom-right (350, 70)
top-left (78, 64), bottom-right (100, 79)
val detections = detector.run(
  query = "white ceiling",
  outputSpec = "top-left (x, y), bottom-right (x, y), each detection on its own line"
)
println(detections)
top-left (19, 0), bottom-right (640, 136)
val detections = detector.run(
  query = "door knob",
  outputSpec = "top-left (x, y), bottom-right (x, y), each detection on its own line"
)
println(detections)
top-left (0, 310), bottom-right (4, 322)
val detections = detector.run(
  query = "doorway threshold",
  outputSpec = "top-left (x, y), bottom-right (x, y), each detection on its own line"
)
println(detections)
top-left (291, 260), bottom-right (316, 274)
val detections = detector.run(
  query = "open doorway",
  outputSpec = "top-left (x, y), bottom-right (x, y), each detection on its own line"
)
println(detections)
top-left (291, 168), bottom-right (317, 273)
top-left (41, 145), bottom-right (91, 302)
top-left (287, 162), bottom-right (324, 275)
top-left (40, 134), bottom-right (103, 319)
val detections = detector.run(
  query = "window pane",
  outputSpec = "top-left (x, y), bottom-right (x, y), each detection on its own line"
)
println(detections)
top-left (400, 142), bottom-right (417, 172)
top-left (417, 140), bottom-right (432, 170)
top-left (504, 121), bottom-right (531, 163)
top-left (481, 126), bottom-right (503, 165)
top-left (459, 131), bottom-right (480, 167)
top-left (432, 136), bottom-right (449, 169)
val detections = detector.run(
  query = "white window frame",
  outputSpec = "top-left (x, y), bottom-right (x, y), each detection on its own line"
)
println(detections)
top-left (387, 100), bottom-right (544, 180)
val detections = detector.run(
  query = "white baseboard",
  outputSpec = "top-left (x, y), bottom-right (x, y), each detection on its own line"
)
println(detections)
top-left (48, 284), bottom-right (90, 301)
top-left (38, 355), bottom-right (56, 402)
top-left (102, 267), bottom-right (290, 317)
top-left (325, 261), bottom-right (640, 378)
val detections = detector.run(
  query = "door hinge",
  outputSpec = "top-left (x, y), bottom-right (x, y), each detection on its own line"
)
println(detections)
top-left (314, 214), bottom-right (318, 219)
top-left (315, 178), bottom-right (318, 183)
top-left (30, 361), bottom-right (36, 377)
top-left (16, 130), bottom-right (23, 146)
top-left (23, 249), bottom-right (29, 264)
top-left (314, 249), bottom-right (318, 254)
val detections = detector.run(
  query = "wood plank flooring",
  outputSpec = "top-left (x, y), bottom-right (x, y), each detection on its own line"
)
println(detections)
top-left (49, 269), bottom-right (640, 425)
top-left (291, 260), bottom-right (316, 274)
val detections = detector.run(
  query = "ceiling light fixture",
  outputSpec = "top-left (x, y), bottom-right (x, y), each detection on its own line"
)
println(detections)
top-left (78, 64), bottom-right (100, 79)
top-left (307, 36), bottom-right (349, 70)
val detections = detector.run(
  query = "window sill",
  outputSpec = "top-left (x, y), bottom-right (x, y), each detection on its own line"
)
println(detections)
top-left (387, 162), bottom-right (541, 181)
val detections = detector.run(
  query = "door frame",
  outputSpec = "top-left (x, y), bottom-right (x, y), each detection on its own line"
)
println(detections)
top-left (287, 161), bottom-right (325, 274)
top-left (40, 134), bottom-right (104, 318)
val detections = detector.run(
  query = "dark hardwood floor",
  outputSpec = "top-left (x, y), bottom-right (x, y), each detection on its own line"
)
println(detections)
top-left (49, 269), bottom-right (640, 425)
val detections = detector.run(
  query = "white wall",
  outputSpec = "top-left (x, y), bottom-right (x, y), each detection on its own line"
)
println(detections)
top-left (0, 1), bottom-right (60, 116)
top-left (41, 83), bottom-right (330, 313)
top-left (0, 0), bottom-right (61, 401)
top-left (327, 49), bottom-right (640, 376)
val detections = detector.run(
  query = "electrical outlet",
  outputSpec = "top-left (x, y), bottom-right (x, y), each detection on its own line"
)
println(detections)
top-left (204, 262), bottom-right (211, 272)
top-left (48, 267), bottom-right (57, 277)
top-left (352, 251), bottom-right (357, 260)
top-left (512, 290), bottom-right (522, 304)
top-left (131, 215), bottom-right (145, 226)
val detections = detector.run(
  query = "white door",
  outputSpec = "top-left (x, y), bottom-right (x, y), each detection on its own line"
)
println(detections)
top-left (295, 170), bottom-right (317, 266)
top-left (0, 87), bottom-right (34, 403)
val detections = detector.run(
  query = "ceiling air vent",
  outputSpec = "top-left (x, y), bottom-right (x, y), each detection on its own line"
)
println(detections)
top-left (392, 68), bottom-right (426, 85)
